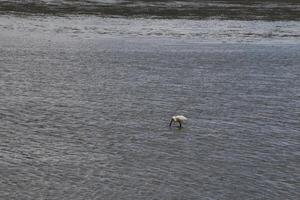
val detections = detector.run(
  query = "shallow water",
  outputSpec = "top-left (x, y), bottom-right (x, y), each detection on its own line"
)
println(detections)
top-left (0, 1), bottom-right (300, 199)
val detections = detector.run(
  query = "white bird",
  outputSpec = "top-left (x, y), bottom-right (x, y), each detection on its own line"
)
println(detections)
top-left (169, 115), bottom-right (187, 128)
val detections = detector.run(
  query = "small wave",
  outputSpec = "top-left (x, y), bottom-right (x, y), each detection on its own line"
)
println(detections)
top-left (1, 15), bottom-right (300, 44)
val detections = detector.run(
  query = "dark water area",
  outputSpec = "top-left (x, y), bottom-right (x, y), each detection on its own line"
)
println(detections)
top-left (0, 0), bottom-right (300, 199)
top-left (0, 0), bottom-right (300, 20)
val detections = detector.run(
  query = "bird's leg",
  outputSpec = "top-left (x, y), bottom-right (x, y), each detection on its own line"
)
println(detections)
top-left (179, 121), bottom-right (182, 128)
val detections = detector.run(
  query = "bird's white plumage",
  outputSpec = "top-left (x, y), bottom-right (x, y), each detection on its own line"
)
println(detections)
top-left (172, 115), bottom-right (187, 122)
top-left (170, 115), bottom-right (187, 128)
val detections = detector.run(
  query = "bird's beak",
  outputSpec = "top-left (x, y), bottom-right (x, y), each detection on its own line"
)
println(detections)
top-left (169, 119), bottom-right (173, 127)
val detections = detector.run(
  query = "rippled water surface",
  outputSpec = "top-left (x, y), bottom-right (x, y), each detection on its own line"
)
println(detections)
top-left (0, 0), bottom-right (300, 20)
top-left (0, 1), bottom-right (300, 200)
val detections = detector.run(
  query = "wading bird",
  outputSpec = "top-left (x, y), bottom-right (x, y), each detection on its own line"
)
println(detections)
top-left (169, 115), bottom-right (187, 128)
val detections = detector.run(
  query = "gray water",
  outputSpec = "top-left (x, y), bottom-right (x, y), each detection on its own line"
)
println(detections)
top-left (1, 1), bottom-right (300, 200)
